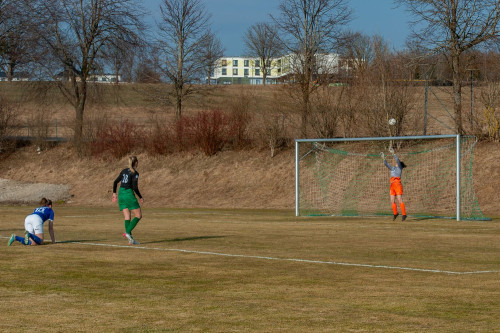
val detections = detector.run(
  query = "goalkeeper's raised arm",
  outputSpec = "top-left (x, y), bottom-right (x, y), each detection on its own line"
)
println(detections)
top-left (384, 154), bottom-right (405, 179)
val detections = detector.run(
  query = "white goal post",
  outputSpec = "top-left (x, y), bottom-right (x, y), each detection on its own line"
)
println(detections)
top-left (295, 135), bottom-right (487, 221)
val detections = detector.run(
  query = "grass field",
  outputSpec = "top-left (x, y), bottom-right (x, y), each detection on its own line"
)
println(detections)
top-left (1, 206), bottom-right (499, 332)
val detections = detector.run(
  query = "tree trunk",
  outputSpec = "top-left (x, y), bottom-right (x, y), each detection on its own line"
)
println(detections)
top-left (452, 55), bottom-right (463, 134)
top-left (175, 82), bottom-right (183, 119)
top-left (301, 80), bottom-right (311, 137)
top-left (74, 81), bottom-right (87, 147)
top-left (207, 64), bottom-right (212, 85)
top-left (7, 62), bottom-right (15, 82)
top-left (262, 58), bottom-right (267, 85)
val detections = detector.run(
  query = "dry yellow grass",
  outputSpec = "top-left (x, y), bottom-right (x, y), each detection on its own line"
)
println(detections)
top-left (1, 206), bottom-right (499, 332)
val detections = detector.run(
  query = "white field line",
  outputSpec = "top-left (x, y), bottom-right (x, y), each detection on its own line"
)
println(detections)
top-left (2, 235), bottom-right (498, 275)
top-left (68, 241), bottom-right (500, 275)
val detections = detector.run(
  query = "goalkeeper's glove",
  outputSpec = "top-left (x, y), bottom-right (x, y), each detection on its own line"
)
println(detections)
top-left (380, 152), bottom-right (385, 160)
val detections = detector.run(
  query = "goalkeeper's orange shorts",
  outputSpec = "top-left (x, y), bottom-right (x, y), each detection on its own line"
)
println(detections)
top-left (390, 177), bottom-right (403, 196)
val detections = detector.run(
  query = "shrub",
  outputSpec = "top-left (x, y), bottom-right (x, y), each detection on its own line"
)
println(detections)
top-left (143, 115), bottom-right (176, 156)
top-left (144, 126), bottom-right (174, 156)
top-left (172, 115), bottom-right (195, 152)
top-left (0, 97), bottom-right (18, 152)
top-left (480, 82), bottom-right (500, 142)
top-left (143, 110), bottom-right (251, 156)
top-left (189, 110), bottom-right (231, 156)
top-left (91, 120), bottom-right (142, 158)
top-left (227, 110), bottom-right (252, 149)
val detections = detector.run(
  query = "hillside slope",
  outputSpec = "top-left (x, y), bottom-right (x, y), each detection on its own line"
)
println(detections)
top-left (1, 142), bottom-right (498, 218)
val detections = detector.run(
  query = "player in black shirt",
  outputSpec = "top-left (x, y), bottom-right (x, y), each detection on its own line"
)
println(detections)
top-left (112, 156), bottom-right (144, 245)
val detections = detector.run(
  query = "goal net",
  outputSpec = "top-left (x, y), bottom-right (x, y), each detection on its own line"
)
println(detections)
top-left (295, 135), bottom-right (487, 221)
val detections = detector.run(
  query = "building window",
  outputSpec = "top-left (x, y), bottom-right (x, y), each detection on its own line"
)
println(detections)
top-left (233, 68), bottom-right (238, 75)
top-left (255, 60), bottom-right (260, 67)
top-left (222, 59), bottom-right (227, 66)
top-left (233, 60), bottom-right (238, 66)
top-left (222, 68), bottom-right (227, 75)
top-left (255, 69), bottom-right (260, 76)
top-left (244, 60), bottom-right (249, 67)
top-left (266, 69), bottom-right (271, 75)
top-left (244, 68), bottom-right (249, 76)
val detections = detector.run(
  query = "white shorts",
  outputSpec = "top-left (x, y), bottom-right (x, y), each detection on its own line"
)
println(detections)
top-left (25, 214), bottom-right (44, 234)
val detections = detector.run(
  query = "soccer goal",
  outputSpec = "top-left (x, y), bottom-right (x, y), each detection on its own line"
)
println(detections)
top-left (295, 135), bottom-right (488, 221)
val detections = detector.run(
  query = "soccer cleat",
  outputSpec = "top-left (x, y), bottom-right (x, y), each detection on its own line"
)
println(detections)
top-left (7, 234), bottom-right (15, 246)
top-left (392, 213), bottom-right (399, 221)
top-left (129, 239), bottom-right (140, 245)
top-left (24, 231), bottom-right (30, 245)
top-left (402, 215), bottom-right (407, 221)
top-left (124, 233), bottom-right (133, 242)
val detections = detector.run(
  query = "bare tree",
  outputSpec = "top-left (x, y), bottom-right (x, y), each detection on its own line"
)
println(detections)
top-left (135, 51), bottom-right (163, 84)
top-left (156, 0), bottom-right (211, 118)
top-left (360, 37), bottom-right (417, 137)
top-left (272, 0), bottom-right (352, 136)
top-left (22, 0), bottom-right (145, 146)
top-left (399, 0), bottom-right (500, 134)
top-left (244, 22), bottom-right (282, 85)
top-left (103, 37), bottom-right (143, 85)
top-left (0, 0), bottom-right (30, 81)
top-left (199, 30), bottom-right (224, 85)
top-left (337, 31), bottom-right (374, 78)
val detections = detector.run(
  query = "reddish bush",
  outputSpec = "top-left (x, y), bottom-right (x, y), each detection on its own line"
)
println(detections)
top-left (228, 111), bottom-right (252, 149)
top-left (143, 115), bottom-right (185, 157)
top-left (89, 110), bottom-right (252, 159)
top-left (189, 110), bottom-right (231, 156)
top-left (91, 120), bottom-right (142, 158)
top-left (172, 116), bottom-right (195, 152)
top-left (143, 127), bottom-right (174, 156)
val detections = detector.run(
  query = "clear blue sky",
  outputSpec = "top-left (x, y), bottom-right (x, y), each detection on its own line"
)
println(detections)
top-left (145, 0), bottom-right (411, 56)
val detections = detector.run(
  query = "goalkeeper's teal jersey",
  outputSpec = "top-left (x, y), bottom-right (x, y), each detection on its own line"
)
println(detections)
top-left (384, 154), bottom-right (403, 178)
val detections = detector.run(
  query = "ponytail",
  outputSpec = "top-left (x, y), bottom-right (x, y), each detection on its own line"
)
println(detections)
top-left (128, 156), bottom-right (138, 174)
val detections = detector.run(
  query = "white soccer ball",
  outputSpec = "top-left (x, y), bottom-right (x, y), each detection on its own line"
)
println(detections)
top-left (388, 118), bottom-right (396, 126)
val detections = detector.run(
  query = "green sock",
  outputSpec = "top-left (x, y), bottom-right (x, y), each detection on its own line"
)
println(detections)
top-left (124, 220), bottom-right (131, 234)
top-left (129, 217), bottom-right (140, 234)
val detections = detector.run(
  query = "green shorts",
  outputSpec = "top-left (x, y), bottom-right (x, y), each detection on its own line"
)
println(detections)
top-left (118, 188), bottom-right (140, 211)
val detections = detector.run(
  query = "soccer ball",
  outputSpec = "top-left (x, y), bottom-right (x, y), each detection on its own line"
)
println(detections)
top-left (388, 118), bottom-right (396, 126)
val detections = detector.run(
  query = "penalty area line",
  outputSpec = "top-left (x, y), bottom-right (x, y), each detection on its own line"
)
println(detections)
top-left (69, 241), bottom-right (500, 276)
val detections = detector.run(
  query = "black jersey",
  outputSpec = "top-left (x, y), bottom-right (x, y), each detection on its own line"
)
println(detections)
top-left (113, 168), bottom-right (142, 199)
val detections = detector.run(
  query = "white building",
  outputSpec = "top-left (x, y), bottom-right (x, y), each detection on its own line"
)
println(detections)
top-left (56, 71), bottom-right (122, 83)
top-left (211, 53), bottom-right (342, 85)
top-left (89, 74), bottom-right (122, 83)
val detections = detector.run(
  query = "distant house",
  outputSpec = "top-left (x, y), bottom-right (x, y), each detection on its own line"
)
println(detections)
top-left (0, 71), bottom-right (30, 82)
top-left (88, 73), bottom-right (122, 83)
top-left (56, 70), bottom-right (122, 83)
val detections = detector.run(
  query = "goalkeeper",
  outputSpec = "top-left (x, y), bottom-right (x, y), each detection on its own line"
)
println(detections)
top-left (381, 150), bottom-right (407, 221)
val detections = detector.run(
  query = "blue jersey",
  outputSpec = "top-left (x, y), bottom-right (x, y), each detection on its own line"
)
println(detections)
top-left (31, 206), bottom-right (55, 223)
